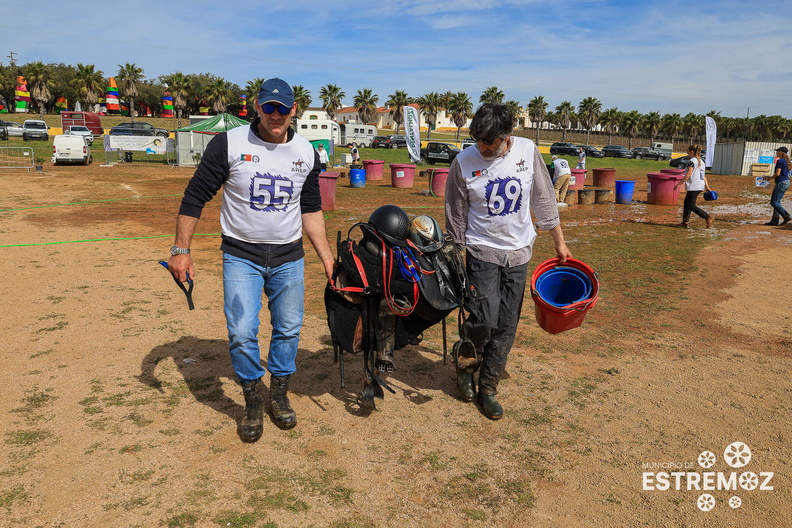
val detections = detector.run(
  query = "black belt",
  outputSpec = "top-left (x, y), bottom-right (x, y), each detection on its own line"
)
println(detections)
top-left (159, 261), bottom-right (195, 310)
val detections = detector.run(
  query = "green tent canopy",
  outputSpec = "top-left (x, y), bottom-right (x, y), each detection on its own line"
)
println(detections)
top-left (175, 113), bottom-right (249, 133)
top-left (174, 113), bottom-right (251, 165)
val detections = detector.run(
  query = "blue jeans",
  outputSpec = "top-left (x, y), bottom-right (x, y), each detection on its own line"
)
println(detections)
top-left (223, 253), bottom-right (304, 382)
top-left (770, 179), bottom-right (790, 220)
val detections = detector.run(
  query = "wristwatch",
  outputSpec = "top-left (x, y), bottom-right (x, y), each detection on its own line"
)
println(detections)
top-left (170, 245), bottom-right (190, 256)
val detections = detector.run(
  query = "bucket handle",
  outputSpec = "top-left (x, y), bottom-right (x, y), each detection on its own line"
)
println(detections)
top-left (532, 269), bottom-right (599, 312)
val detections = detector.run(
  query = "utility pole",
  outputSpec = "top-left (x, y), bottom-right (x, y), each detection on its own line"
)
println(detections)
top-left (7, 51), bottom-right (17, 68)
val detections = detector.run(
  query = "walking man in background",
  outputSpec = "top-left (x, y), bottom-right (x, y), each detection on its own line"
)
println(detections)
top-left (576, 146), bottom-right (586, 169)
top-left (167, 77), bottom-right (334, 442)
top-left (445, 103), bottom-right (572, 420)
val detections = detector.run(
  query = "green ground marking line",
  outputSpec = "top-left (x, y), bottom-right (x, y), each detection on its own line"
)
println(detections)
top-left (0, 233), bottom-right (220, 248)
top-left (0, 194), bottom-right (184, 212)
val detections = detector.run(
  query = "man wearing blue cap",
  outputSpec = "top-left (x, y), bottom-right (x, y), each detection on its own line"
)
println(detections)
top-left (166, 78), bottom-right (334, 442)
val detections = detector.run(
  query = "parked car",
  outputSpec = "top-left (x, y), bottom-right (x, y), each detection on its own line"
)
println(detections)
top-left (0, 120), bottom-right (24, 137)
top-left (549, 142), bottom-right (580, 156)
top-left (420, 142), bottom-right (461, 164)
top-left (631, 147), bottom-right (668, 160)
top-left (51, 134), bottom-right (92, 165)
top-left (65, 125), bottom-right (94, 145)
top-left (580, 145), bottom-right (604, 158)
top-left (372, 134), bottom-right (407, 149)
top-left (0, 123), bottom-right (7, 140)
top-left (669, 150), bottom-right (707, 169)
top-left (109, 121), bottom-right (169, 137)
top-left (22, 120), bottom-right (49, 141)
top-left (602, 145), bottom-right (632, 158)
top-left (461, 138), bottom-right (476, 149)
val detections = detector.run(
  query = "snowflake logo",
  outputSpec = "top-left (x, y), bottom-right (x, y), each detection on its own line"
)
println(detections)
top-left (724, 442), bottom-right (752, 468)
top-left (698, 450), bottom-right (716, 468)
top-left (729, 496), bottom-right (742, 509)
top-left (697, 493), bottom-right (716, 512)
top-left (739, 472), bottom-right (758, 491)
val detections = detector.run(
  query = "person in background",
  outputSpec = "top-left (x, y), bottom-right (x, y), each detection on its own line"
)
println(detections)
top-left (550, 155), bottom-right (572, 206)
top-left (576, 146), bottom-right (586, 169)
top-left (347, 143), bottom-right (359, 164)
top-left (317, 143), bottom-right (329, 171)
top-left (166, 77), bottom-right (334, 443)
top-left (444, 103), bottom-right (572, 420)
top-left (763, 146), bottom-right (791, 225)
top-left (673, 144), bottom-right (714, 229)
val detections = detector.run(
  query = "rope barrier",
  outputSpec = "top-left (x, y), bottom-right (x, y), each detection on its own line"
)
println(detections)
top-left (0, 233), bottom-right (220, 248)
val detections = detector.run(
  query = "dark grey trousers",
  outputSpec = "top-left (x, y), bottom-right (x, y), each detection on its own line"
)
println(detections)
top-left (463, 254), bottom-right (529, 394)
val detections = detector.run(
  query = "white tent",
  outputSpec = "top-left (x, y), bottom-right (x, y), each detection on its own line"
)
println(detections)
top-left (174, 113), bottom-right (249, 166)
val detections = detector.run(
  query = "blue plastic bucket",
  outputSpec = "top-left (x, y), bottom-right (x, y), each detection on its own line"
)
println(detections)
top-left (614, 180), bottom-right (635, 204)
top-left (350, 168), bottom-right (366, 188)
top-left (703, 190), bottom-right (718, 201)
top-left (535, 266), bottom-right (592, 307)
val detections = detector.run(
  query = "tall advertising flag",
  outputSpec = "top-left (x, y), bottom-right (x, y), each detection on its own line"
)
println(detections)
top-left (404, 105), bottom-right (421, 163)
top-left (705, 116), bottom-right (716, 168)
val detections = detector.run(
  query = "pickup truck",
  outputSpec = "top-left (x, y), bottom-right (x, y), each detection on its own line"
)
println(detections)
top-left (420, 142), bottom-right (461, 164)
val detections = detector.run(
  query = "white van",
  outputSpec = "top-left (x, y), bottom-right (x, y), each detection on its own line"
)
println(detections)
top-left (52, 135), bottom-right (92, 165)
top-left (295, 119), bottom-right (341, 145)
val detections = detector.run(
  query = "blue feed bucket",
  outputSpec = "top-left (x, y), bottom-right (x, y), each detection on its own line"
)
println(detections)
top-left (614, 180), bottom-right (635, 204)
top-left (350, 168), bottom-right (366, 188)
top-left (535, 266), bottom-right (593, 307)
top-left (703, 190), bottom-right (718, 201)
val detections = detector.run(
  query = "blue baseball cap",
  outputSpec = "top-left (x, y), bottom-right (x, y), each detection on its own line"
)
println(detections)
top-left (257, 78), bottom-right (294, 107)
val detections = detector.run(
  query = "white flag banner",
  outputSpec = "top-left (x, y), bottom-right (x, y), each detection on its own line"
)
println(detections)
top-left (705, 116), bottom-right (716, 168)
top-left (404, 105), bottom-right (421, 163)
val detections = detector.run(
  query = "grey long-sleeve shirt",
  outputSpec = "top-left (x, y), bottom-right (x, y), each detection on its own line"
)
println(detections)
top-left (444, 140), bottom-right (560, 267)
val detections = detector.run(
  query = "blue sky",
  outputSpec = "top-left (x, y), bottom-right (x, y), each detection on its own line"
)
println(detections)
top-left (4, 0), bottom-right (790, 118)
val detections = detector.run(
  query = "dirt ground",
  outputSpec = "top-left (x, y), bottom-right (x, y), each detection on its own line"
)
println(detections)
top-left (0, 161), bottom-right (790, 528)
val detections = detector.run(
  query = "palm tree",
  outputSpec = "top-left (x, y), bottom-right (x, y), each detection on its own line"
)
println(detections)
top-left (600, 107), bottom-right (621, 144)
top-left (353, 88), bottom-right (378, 124)
top-left (416, 92), bottom-right (442, 139)
top-left (661, 113), bottom-right (682, 149)
top-left (73, 63), bottom-right (105, 113)
top-left (117, 62), bottom-right (144, 122)
top-left (163, 72), bottom-right (190, 127)
top-left (642, 112), bottom-right (662, 145)
top-left (448, 91), bottom-right (473, 139)
top-left (480, 86), bottom-right (504, 105)
top-left (527, 96), bottom-right (548, 144)
top-left (24, 61), bottom-right (53, 118)
top-left (681, 112), bottom-right (701, 144)
top-left (386, 90), bottom-right (410, 134)
top-left (245, 77), bottom-right (265, 112)
top-left (292, 85), bottom-right (312, 119)
top-left (578, 97), bottom-right (602, 146)
top-left (620, 110), bottom-right (642, 148)
top-left (206, 77), bottom-right (230, 114)
top-left (319, 84), bottom-right (345, 121)
top-left (441, 91), bottom-right (454, 118)
top-left (555, 101), bottom-right (576, 141)
top-left (504, 100), bottom-right (522, 128)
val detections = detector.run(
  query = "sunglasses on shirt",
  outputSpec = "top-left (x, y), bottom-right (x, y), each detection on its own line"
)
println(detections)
top-left (260, 103), bottom-right (292, 115)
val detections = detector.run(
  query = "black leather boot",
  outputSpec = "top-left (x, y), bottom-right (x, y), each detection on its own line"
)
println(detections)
top-left (269, 375), bottom-right (297, 430)
top-left (477, 390), bottom-right (503, 420)
top-left (239, 379), bottom-right (263, 443)
top-left (456, 368), bottom-right (476, 402)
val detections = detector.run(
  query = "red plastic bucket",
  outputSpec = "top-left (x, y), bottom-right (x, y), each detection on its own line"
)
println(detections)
top-left (569, 169), bottom-right (587, 190)
top-left (530, 257), bottom-right (599, 334)
top-left (363, 159), bottom-right (384, 181)
top-left (319, 172), bottom-right (340, 211)
top-left (428, 168), bottom-right (449, 197)
top-left (390, 163), bottom-right (416, 188)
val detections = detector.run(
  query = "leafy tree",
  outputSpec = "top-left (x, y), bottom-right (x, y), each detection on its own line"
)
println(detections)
top-left (163, 72), bottom-right (190, 127)
top-left (386, 90), bottom-right (410, 134)
top-left (480, 86), bottom-right (504, 105)
top-left (578, 97), bottom-right (602, 146)
top-left (23, 61), bottom-right (53, 118)
top-left (353, 88), bottom-right (378, 124)
top-left (73, 63), bottom-right (105, 112)
top-left (599, 107), bottom-right (621, 144)
top-left (416, 92), bottom-right (442, 139)
top-left (661, 113), bottom-right (682, 148)
top-left (554, 101), bottom-right (576, 141)
top-left (292, 85), bottom-right (312, 119)
top-left (681, 112), bottom-right (701, 144)
top-left (620, 110), bottom-right (642, 148)
top-left (117, 62), bottom-right (143, 122)
top-left (206, 77), bottom-right (231, 114)
top-left (448, 91), bottom-right (473, 139)
top-left (642, 112), bottom-right (662, 145)
top-left (504, 100), bottom-right (522, 128)
top-left (319, 84), bottom-right (345, 121)
top-left (527, 96), bottom-right (548, 144)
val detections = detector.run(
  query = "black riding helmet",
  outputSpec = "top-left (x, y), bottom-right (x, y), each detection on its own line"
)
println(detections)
top-left (368, 205), bottom-right (410, 246)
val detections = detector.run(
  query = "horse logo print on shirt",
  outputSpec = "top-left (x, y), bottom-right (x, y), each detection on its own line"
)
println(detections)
top-left (249, 172), bottom-right (294, 212)
top-left (484, 177), bottom-right (523, 216)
